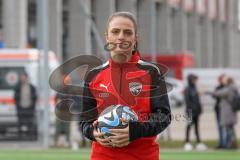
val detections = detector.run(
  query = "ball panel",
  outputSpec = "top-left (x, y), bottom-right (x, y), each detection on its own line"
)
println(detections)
top-left (97, 104), bottom-right (138, 138)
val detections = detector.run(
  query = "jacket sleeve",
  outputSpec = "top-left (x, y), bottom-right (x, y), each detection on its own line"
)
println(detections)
top-left (14, 86), bottom-right (19, 106)
top-left (184, 87), bottom-right (195, 110)
top-left (129, 69), bottom-right (171, 141)
top-left (211, 87), bottom-right (229, 98)
top-left (79, 82), bottom-right (98, 141)
top-left (31, 85), bottom-right (38, 106)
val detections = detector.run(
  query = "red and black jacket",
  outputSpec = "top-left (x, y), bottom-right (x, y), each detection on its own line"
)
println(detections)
top-left (79, 52), bottom-right (171, 160)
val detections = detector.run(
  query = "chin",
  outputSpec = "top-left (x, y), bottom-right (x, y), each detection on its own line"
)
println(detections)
top-left (112, 54), bottom-right (128, 63)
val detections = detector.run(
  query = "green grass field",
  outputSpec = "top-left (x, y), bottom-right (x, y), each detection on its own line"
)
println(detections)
top-left (0, 149), bottom-right (239, 160)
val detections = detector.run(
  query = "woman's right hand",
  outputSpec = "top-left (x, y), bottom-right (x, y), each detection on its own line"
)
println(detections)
top-left (92, 120), bottom-right (113, 147)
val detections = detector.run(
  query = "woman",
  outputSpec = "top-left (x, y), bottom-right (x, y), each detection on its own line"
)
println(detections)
top-left (79, 12), bottom-right (171, 160)
top-left (211, 76), bottom-right (238, 149)
top-left (212, 74), bottom-right (225, 149)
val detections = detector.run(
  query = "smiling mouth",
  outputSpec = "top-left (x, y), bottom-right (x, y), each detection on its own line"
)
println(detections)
top-left (104, 41), bottom-right (132, 51)
top-left (114, 49), bottom-right (130, 55)
top-left (118, 41), bottom-right (132, 49)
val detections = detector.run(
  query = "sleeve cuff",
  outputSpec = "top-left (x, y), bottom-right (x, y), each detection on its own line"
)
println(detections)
top-left (129, 121), bottom-right (143, 142)
top-left (88, 125), bottom-right (96, 141)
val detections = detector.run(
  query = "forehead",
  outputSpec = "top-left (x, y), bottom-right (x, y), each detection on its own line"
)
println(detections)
top-left (108, 16), bottom-right (135, 30)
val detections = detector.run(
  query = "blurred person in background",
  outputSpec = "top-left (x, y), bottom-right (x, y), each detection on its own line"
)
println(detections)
top-left (212, 74), bottom-right (226, 149)
top-left (54, 74), bottom-right (72, 147)
top-left (54, 74), bottom-right (85, 149)
top-left (184, 74), bottom-right (207, 151)
top-left (14, 72), bottom-right (37, 140)
top-left (0, 28), bottom-right (5, 48)
top-left (209, 76), bottom-right (238, 149)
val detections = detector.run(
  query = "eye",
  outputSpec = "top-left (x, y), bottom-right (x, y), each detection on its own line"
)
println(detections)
top-left (124, 30), bottom-right (133, 36)
top-left (111, 29), bottom-right (119, 34)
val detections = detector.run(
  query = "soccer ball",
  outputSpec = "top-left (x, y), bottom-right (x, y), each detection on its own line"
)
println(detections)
top-left (97, 104), bottom-right (138, 138)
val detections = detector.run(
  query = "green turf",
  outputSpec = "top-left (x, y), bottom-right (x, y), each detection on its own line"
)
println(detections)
top-left (0, 149), bottom-right (239, 160)
top-left (0, 149), bottom-right (90, 160)
top-left (160, 151), bottom-right (240, 160)
top-left (158, 139), bottom-right (240, 149)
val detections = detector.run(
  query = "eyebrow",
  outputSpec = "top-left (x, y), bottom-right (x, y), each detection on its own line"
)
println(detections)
top-left (110, 28), bottom-right (133, 32)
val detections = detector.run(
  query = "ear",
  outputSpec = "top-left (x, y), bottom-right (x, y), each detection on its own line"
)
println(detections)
top-left (134, 34), bottom-right (138, 46)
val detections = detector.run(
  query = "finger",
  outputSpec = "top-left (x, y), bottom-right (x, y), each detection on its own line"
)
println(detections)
top-left (110, 136), bottom-right (129, 144)
top-left (97, 137), bottom-right (110, 143)
top-left (103, 144), bottom-right (114, 147)
top-left (108, 134), bottom-right (128, 140)
top-left (108, 135), bottom-right (129, 146)
top-left (92, 120), bottom-right (98, 127)
top-left (114, 141), bottom-right (130, 148)
top-left (94, 132), bottom-right (105, 138)
top-left (111, 139), bottom-right (129, 146)
top-left (120, 118), bottom-right (129, 123)
top-left (98, 141), bottom-right (113, 147)
top-left (97, 138), bottom-right (114, 147)
top-left (109, 128), bottom-right (128, 134)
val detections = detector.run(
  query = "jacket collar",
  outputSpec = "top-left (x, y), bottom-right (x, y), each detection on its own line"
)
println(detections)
top-left (109, 51), bottom-right (140, 68)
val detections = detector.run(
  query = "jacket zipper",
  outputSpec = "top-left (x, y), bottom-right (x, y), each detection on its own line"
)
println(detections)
top-left (119, 65), bottom-right (123, 95)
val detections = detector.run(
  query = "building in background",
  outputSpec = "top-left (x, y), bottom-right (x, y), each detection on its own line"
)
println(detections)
top-left (0, 0), bottom-right (239, 68)
top-left (238, 0), bottom-right (240, 29)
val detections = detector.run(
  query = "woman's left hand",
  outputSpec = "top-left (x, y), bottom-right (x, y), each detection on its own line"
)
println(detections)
top-left (108, 119), bottom-right (130, 148)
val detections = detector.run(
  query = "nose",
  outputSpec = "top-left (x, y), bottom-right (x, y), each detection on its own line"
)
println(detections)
top-left (118, 31), bottom-right (125, 40)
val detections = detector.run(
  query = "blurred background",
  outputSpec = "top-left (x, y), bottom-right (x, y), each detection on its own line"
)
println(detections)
top-left (0, 0), bottom-right (240, 159)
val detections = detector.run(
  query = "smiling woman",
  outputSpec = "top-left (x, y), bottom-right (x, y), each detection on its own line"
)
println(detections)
top-left (105, 13), bottom-right (137, 63)
top-left (79, 11), bottom-right (171, 160)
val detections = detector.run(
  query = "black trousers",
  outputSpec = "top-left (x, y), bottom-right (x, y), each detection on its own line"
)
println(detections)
top-left (17, 108), bottom-right (37, 139)
top-left (185, 115), bottom-right (200, 143)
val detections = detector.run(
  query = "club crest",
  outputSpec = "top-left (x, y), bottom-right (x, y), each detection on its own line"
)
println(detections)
top-left (129, 82), bottom-right (142, 96)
